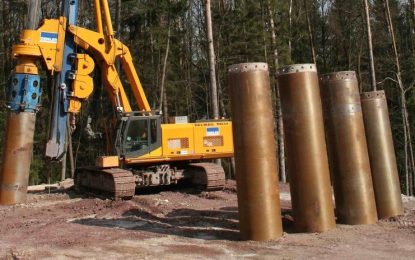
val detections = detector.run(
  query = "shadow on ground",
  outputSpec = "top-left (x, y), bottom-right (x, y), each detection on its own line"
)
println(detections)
top-left (73, 206), bottom-right (241, 241)
top-left (281, 208), bottom-right (295, 233)
top-left (73, 204), bottom-right (297, 241)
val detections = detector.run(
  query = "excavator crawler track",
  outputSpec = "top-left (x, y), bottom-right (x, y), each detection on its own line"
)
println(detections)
top-left (75, 167), bottom-right (136, 200)
top-left (187, 163), bottom-right (226, 191)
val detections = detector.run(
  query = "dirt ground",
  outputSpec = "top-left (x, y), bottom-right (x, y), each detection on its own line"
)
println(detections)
top-left (1, 180), bottom-right (415, 259)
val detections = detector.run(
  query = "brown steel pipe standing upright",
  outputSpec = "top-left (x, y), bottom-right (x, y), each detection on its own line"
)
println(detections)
top-left (361, 91), bottom-right (403, 219)
top-left (320, 71), bottom-right (378, 225)
top-left (277, 64), bottom-right (336, 233)
top-left (0, 113), bottom-right (36, 204)
top-left (229, 62), bottom-right (283, 241)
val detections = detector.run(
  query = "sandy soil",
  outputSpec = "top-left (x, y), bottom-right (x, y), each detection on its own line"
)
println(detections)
top-left (0, 180), bottom-right (415, 259)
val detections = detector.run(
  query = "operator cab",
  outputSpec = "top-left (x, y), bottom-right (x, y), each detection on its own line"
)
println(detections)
top-left (116, 114), bottom-right (161, 158)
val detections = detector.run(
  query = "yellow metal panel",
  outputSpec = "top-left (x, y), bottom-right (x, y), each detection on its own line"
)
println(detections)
top-left (96, 156), bottom-right (119, 168)
top-left (161, 123), bottom-right (195, 157)
top-left (194, 121), bottom-right (234, 155)
top-left (33, 18), bottom-right (65, 72)
top-left (13, 29), bottom-right (41, 56)
top-left (12, 18), bottom-right (66, 73)
top-left (15, 58), bottom-right (38, 75)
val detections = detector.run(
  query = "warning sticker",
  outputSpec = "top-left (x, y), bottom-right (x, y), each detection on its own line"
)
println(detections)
top-left (40, 32), bottom-right (58, 44)
top-left (206, 127), bottom-right (220, 136)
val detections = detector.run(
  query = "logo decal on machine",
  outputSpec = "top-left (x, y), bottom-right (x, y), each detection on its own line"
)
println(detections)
top-left (40, 32), bottom-right (58, 43)
top-left (206, 127), bottom-right (220, 136)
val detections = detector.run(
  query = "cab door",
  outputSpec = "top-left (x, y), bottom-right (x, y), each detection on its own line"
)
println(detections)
top-left (148, 116), bottom-right (162, 153)
top-left (123, 117), bottom-right (149, 158)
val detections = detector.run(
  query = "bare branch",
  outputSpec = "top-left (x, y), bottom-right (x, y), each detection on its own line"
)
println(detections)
top-left (376, 77), bottom-right (398, 85)
top-left (404, 85), bottom-right (415, 95)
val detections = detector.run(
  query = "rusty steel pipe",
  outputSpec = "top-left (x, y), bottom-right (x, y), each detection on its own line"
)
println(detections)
top-left (320, 71), bottom-right (378, 225)
top-left (0, 112), bottom-right (36, 205)
top-left (229, 62), bottom-right (283, 241)
top-left (277, 64), bottom-right (336, 233)
top-left (361, 91), bottom-right (403, 219)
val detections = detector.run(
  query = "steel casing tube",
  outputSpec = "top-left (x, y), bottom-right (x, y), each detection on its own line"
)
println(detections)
top-left (229, 62), bottom-right (283, 241)
top-left (361, 91), bottom-right (403, 219)
top-left (320, 71), bottom-right (378, 225)
top-left (277, 64), bottom-right (336, 232)
top-left (0, 112), bottom-right (36, 205)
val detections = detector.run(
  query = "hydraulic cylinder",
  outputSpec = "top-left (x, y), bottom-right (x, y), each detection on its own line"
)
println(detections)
top-left (320, 71), bottom-right (378, 225)
top-left (277, 64), bottom-right (336, 232)
top-left (361, 90), bottom-right (403, 219)
top-left (229, 62), bottom-right (283, 241)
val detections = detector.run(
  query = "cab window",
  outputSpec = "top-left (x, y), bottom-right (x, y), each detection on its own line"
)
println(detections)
top-left (125, 119), bottom-right (148, 153)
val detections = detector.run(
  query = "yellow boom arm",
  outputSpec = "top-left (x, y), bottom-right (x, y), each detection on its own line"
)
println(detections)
top-left (68, 25), bottom-right (151, 113)
top-left (68, 0), bottom-right (151, 114)
top-left (69, 0), bottom-right (151, 112)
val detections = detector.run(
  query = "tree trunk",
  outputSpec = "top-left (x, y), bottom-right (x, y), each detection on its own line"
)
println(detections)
top-left (159, 25), bottom-right (171, 123)
top-left (363, 0), bottom-right (377, 91)
top-left (411, 0), bottom-right (415, 34)
top-left (214, 2), bottom-right (227, 118)
top-left (266, 0), bottom-right (286, 183)
top-left (289, 0), bottom-right (293, 60)
top-left (357, 35), bottom-right (364, 92)
top-left (303, 0), bottom-right (317, 64)
top-left (205, 0), bottom-right (219, 119)
top-left (216, 43), bottom-right (227, 118)
top-left (205, 0), bottom-right (221, 165)
top-left (261, 1), bottom-right (268, 61)
top-left (402, 89), bottom-right (414, 195)
top-left (27, 0), bottom-right (41, 30)
top-left (403, 86), bottom-right (415, 195)
top-left (383, 0), bottom-right (415, 195)
top-left (0, 1), bottom-right (5, 81)
top-left (186, 0), bottom-right (194, 118)
top-left (115, 0), bottom-right (121, 38)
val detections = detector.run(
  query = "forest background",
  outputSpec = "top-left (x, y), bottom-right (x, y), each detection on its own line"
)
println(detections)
top-left (0, 0), bottom-right (414, 195)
